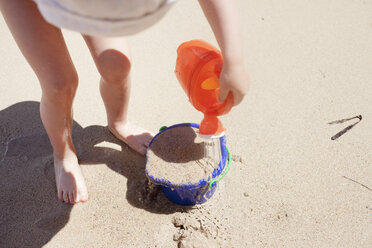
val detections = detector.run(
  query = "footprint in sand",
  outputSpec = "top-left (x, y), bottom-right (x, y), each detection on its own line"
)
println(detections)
top-left (171, 202), bottom-right (232, 247)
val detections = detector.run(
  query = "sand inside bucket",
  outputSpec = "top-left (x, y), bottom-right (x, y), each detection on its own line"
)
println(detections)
top-left (146, 126), bottom-right (218, 185)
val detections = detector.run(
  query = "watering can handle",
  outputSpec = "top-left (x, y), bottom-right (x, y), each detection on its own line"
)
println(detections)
top-left (208, 147), bottom-right (231, 189)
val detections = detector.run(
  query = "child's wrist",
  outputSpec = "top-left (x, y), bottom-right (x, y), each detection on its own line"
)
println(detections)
top-left (222, 55), bottom-right (245, 70)
top-left (221, 51), bottom-right (244, 66)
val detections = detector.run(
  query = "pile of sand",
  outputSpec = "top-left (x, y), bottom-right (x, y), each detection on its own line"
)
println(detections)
top-left (146, 126), bottom-right (216, 184)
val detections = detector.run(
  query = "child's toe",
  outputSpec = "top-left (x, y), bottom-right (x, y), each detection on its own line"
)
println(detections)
top-left (68, 192), bottom-right (75, 204)
top-left (63, 191), bottom-right (70, 204)
top-left (58, 190), bottom-right (64, 201)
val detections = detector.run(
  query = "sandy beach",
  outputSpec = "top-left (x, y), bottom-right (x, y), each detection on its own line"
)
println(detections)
top-left (0, 0), bottom-right (371, 247)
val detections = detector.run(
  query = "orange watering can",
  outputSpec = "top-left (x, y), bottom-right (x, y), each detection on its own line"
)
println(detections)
top-left (175, 40), bottom-right (234, 136)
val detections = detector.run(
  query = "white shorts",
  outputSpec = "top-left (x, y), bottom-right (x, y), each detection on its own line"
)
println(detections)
top-left (33, 0), bottom-right (177, 36)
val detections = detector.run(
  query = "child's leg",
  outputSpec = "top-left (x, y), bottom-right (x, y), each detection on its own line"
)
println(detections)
top-left (0, 0), bottom-right (87, 204)
top-left (83, 35), bottom-right (153, 155)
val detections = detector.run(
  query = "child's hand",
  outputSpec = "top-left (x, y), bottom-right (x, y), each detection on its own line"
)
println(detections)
top-left (219, 61), bottom-right (249, 106)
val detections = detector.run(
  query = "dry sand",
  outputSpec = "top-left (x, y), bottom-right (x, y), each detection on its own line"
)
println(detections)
top-left (0, 0), bottom-right (371, 247)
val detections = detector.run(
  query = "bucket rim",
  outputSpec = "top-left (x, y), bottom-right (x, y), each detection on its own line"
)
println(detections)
top-left (145, 123), bottom-right (227, 190)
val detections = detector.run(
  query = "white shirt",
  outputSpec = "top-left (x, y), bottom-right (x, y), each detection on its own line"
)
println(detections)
top-left (33, 0), bottom-right (177, 36)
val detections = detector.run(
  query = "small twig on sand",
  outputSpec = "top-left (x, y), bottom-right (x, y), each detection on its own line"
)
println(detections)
top-left (328, 115), bottom-right (362, 125)
top-left (342, 176), bottom-right (372, 192)
top-left (331, 121), bottom-right (360, 140)
top-left (328, 115), bottom-right (362, 140)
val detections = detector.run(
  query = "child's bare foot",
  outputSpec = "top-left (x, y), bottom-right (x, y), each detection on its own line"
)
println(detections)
top-left (54, 151), bottom-right (88, 204)
top-left (108, 122), bottom-right (154, 155)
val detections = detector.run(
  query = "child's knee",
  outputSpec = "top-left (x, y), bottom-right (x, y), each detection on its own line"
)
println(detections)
top-left (41, 70), bottom-right (79, 97)
top-left (96, 49), bottom-right (131, 84)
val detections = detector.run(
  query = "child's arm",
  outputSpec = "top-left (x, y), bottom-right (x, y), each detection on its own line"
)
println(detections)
top-left (198, 0), bottom-right (249, 106)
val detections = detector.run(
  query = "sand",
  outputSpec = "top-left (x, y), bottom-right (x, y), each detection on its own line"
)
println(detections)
top-left (146, 126), bottom-right (216, 185)
top-left (1, 0), bottom-right (372, 247)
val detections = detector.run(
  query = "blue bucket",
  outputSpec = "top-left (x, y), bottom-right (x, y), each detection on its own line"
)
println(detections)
top-left (145, 123), bottom-right (231, 205)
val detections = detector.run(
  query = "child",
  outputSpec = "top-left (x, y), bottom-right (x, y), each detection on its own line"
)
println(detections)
top-left (0, 0), bottom-right (249, 204)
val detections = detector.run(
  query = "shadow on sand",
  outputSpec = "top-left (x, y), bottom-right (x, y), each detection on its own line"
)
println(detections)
top-left (0, 101), bottom-right (188, 248)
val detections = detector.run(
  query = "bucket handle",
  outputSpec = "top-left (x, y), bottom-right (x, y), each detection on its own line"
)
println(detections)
top-left (159, 126), bottom-right (168, 132)
top-left (208, 147), bottom-right (231, 189)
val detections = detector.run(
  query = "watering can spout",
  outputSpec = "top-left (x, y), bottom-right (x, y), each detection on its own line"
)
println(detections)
top-left (199, 115), bottom-right (225, 136)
